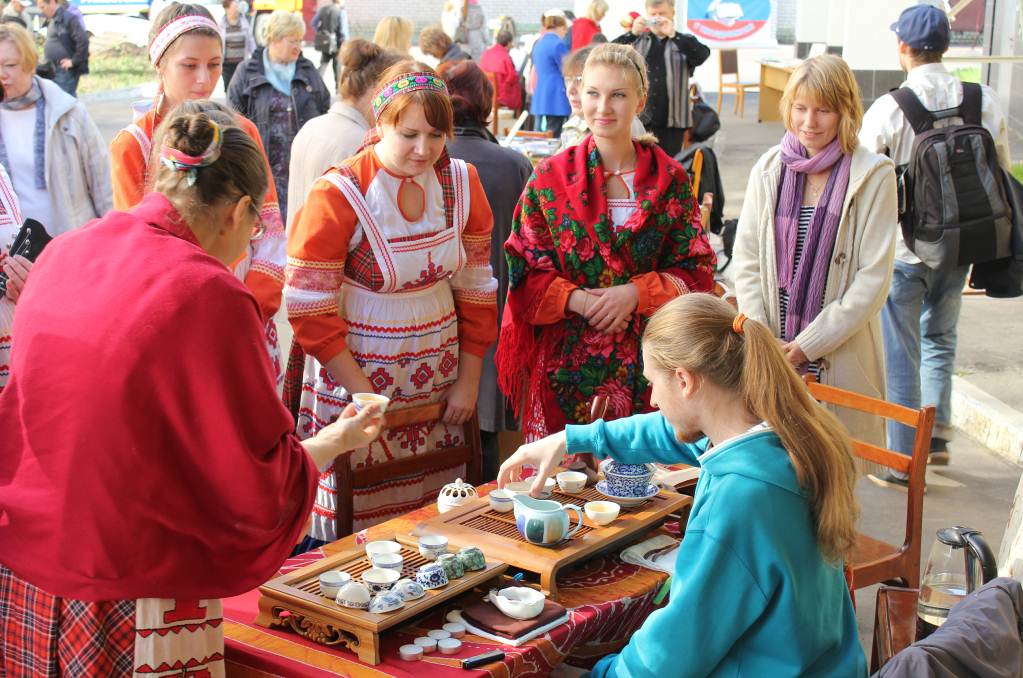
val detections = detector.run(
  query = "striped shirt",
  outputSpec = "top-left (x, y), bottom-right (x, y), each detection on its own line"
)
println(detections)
top-left (779, 205), bottom-right (820, 376)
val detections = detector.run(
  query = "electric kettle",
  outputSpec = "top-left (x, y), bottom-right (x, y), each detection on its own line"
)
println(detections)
top-left (917, 526), bottom-right (997, 638)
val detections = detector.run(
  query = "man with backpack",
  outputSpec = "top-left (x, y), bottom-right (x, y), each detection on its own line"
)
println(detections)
top-left (859, 4), bottom-right (1012, 487)
top-left (311, 0), bottom-right (346, 81)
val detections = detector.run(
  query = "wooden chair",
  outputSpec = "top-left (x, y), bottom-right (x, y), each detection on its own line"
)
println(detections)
top-left (484, 71), bottom-right (500, 136)
top-left (804, 376), bottom-right (935, 589)
top-left (717, 49), bottom-right (758, 118)
top-left (333, 402), bottom-right (483, 538)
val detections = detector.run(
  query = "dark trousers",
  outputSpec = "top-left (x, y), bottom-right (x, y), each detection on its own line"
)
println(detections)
top-left (649, 126), bottom-right (687, 158)
top-left (539, 115), bottom-right (567, 137)
top-left (318, 50), bottom-right (339, 81)
top-left (53, 68), bottom-right (80, 97)
top-left (222, 61), bottom-right (240, 92)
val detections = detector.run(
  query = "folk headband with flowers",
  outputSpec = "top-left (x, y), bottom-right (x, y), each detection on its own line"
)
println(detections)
top-left (149, 15), bottom-right (224, 66)
top-left (159, 120), bottom-right (223, 187)
top-left (371, 72), bottom-right (448, 122)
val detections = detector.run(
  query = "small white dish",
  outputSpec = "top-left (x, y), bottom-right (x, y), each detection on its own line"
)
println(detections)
top-left (488, 488), bottom-right (515, 513)
top-left (365, 540), bottom-right (402, 558)
top-left (442, 622), bottom-right (465, 638)
top-left (370, 552), bottom-right (404, 570)
top-left (427, 629), bottom-right (451, 640)
top-left (318, 570), bottom-right (351, 598)
top-left (399, 644), bottom-right (423, 661)
top-left (488, 586), bottom-right (546, 620)
top-left (418, 534), bottom-right (449, 560)
top-left (584, 500), bottom-right (621, 526)
top-left (413, 636), bottom-right (437, 653)
top-left (504, 478), bottom-right (555, 498)
top-left (363, 567), bottom-right (401, 593)
top-left (352, 392), bottom-right (390, 413)
top-left (556, 471), bottom-right (588, 493)
top-left (438, 637), bottom-right (462, 655)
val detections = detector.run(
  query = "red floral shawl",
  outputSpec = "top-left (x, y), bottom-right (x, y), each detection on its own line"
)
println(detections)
top-left (496, 136), bottom-right (716, 438)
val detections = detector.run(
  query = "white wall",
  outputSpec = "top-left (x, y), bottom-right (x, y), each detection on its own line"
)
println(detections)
top-left (794, 0), bottom-right (828, 45)
top-left (840, 0), bottom-right (916, 70)
top-left (825, 0), bottom-right (846, 47)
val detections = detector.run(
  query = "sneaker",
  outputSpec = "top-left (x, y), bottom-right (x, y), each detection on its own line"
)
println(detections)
top-left (868, 472), bottom-right (926, 493)
top-left (929, 437), bottom-right (950, 466)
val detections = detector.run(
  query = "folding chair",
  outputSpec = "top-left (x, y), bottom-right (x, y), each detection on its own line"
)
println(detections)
top-left (717, 49), bottom-right (758, 117)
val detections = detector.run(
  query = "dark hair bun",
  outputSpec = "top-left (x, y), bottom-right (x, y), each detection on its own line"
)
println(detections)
top-left (340, 38), bottom-right (383, 71)
top-left (164, 112), bottom-right (219, 158)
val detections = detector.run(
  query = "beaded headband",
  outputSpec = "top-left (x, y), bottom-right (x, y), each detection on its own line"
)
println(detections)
top-left (159, 121), bottom-right (223, 187)
top-left (371, 72), bottom-right (448, 121)
top-left (149, 15), bottom-right (224, 66)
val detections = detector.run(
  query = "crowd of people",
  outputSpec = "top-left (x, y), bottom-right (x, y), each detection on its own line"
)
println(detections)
top-left (0, 1), bottom-right (1015, 676)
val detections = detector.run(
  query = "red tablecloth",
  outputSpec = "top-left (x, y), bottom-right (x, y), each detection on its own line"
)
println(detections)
top-left (223, 504), bottom-right (678, 678)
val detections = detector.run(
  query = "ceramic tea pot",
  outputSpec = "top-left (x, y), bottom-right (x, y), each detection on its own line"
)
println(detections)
top-left (437, 478), bottom-right (479, 514)
top-left (512, 494), bottom-right (584, 547)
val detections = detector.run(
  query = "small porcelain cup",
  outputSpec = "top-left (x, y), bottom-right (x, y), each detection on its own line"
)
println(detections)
top-left (365, 540), bottom-right (401, 559)
top-left (352, 392), bottom-right (390, 413)
top-left (335, 580), bottom-right (371, 609)
top-left (457, 546), bottom-right (486, 572)
top-left (415, 562), bottom-right (449, 590)
top-left (370, 552), bottom-right (404, 571)
top-left (556, 471), bottom-right (587, 493)
top-left (488, 489), bottom-right (514, 513)
top-left (368, 590), bottom-right (404, 614)
top-left (584, 500), bottom-right (621, 526)
top-left (418, 534), bottom-right (448, 561)
top-left (505, 478), bottom-right (555, 498)
top-left (363, 567), bottom-right (400, 593)
top-left (437, 553), bottom-right (464, 580)
top-left (318, 570), bottom-right (352, 598)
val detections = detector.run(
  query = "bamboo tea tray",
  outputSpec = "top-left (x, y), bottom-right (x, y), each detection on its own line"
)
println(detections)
top-left (255, 537), bottom-right (506, 665)
top-left (411, 486), bottom-right (691, 597)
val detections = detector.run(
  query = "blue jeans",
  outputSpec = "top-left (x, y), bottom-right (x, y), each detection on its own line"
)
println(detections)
top-left (882, 259), bottom-right (970, 456)
top-left (53, 68), bottom-right (80, 97)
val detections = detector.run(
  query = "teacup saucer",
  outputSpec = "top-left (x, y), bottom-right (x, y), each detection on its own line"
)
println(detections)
top-left (595, 480), bottom-right (658, 507)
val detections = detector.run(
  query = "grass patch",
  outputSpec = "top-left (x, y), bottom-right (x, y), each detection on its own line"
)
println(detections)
top-left (79, 44), bottom-right (153, 94)
top-left (953, 66), bottom-right (981, 83)
top-left (1014, 164), bottom-right (1023, 184)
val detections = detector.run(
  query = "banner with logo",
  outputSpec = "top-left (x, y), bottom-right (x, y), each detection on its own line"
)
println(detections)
top-left (684, 0), bottom-right (777, 48)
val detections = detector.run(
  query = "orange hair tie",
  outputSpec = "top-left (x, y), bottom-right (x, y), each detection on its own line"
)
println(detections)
top-left (732, 313), bottom-right (747, 335)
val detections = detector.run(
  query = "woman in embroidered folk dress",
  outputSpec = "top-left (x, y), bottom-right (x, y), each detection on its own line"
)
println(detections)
top-left (108, 3), bottom-right (286, 377)
top-left (732, 55), bottom-right (896, 449)
top-left (497, 43), bottom-right (716, 441)
top-left (0, 112), bottom-right (383, 677)
top-left (286, 62), bottom-right (497, 543)
top-left (0, 163), bottom-right (23, 391)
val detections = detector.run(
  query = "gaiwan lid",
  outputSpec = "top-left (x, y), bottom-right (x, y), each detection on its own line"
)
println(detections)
top-left (439, 478), bottom-right (478, 499)
top-left (601, 460), bottom-right (655, 477)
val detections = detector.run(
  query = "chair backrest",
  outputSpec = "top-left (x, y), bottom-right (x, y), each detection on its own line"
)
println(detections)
top-left (719, 49), bottom-right (739, 77)
top-left (804, 377), bottom-right (935, 562)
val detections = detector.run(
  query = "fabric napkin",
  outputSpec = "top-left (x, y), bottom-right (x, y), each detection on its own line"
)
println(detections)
top-left (619, 534), bottom-right (680, 574)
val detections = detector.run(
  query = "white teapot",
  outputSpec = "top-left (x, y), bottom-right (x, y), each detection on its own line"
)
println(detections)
top-left (437, 478), bottom-right (478, 514)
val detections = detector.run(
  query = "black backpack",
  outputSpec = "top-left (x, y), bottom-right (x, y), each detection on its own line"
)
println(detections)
top-left (891, 83), bottom-right (1012, 269)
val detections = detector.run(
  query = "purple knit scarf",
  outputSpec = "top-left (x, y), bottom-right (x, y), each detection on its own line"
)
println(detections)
top-left (775, 131), bottom-right (852, 341)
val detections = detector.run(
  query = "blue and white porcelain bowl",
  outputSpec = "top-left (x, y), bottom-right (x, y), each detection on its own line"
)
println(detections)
top-left (415, 563), bottom-right (449, 590)
top-left (362, 567), bottom-right (400, 593)
top-left (600, 460), bottom-right (655, 497)
top-left (369, 590), bottom-right (405, 614)
top-left (319, 570), bottom-right (351, 598)
top-left (335, 580), bottom-right (371, 609)
top-left (391, 578), bottom-right (427, 601)
top-left (418, 534), bottom-right (449, 561)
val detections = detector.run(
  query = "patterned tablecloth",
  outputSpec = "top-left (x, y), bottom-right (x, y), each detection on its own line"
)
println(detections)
top-left (223, 496), bottom-right (679, 678)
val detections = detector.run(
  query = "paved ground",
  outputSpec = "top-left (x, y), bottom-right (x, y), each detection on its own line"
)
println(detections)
top-left (82, 67), bottom-right (1022, 662)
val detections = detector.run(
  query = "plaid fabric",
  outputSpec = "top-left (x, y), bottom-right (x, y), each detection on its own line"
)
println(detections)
top-left (0, 564), bottom-right (135, 677)
top-left (282, 340), bottom-right (307, 424)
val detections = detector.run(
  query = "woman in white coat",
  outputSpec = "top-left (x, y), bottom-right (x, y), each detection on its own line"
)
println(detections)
top-left (733, 55), bottom-right (896, 446)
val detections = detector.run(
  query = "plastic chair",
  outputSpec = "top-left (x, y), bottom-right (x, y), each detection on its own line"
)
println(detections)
top-left (804, 376), bottom-right (935, 589)
top-left (717, 49), bottom-right (758, 118)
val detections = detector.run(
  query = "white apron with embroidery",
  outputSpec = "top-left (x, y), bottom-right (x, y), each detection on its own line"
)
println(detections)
top-left (0, 165), bottom-right (23, 391)
top-left (297, 160), bottom-right (470, 541)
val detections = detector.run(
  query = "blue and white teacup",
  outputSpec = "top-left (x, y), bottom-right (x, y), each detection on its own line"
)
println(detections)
top-left (418, 534), bottom-right (449, 561)
top-left (391, 577), bottom-right (427, 601)
top-left (369, 590), bottom-right (405, 614)
top-left (415, 562), bottom-right (449, 590)
top-left (600, 460), bottom-right (655, 497)
top-left (362, 567), bottom-right (400, 593)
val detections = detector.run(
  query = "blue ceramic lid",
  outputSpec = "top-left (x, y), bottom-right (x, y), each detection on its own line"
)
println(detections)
top-left (602, 460), bottom-right (653, 477)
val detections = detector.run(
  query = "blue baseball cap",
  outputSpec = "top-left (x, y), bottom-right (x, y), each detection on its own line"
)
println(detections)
top-left (890, 4), bottom-right (951, 51)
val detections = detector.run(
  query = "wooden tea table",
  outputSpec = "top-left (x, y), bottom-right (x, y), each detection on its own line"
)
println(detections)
top-left (222, 486), bottom-right (687, 678)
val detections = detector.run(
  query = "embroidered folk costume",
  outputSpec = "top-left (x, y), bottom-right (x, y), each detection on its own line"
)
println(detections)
top-left (497, 136), bottom-right (716, 439)
top-left (0, 165), bottom-right (22, 391)
top-left (0, 190), bottom-right (317, 677)
top-left (285, 73), bottom-right (497, 540)
top-left (108, 15), bottom-right (285, 375)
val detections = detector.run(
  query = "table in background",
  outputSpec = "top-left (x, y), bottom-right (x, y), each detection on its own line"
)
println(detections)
top-left (758, 61), bottom-right (799, 123)
top-left (223, 493), bottom-right (678, 678)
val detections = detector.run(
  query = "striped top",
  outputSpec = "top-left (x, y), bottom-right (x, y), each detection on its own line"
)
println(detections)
top-left (779, 205), bottom-right (820, 376)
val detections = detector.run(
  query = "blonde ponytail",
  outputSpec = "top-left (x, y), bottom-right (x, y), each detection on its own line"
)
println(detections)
top-left (644, 294), bottom-right (859, 562)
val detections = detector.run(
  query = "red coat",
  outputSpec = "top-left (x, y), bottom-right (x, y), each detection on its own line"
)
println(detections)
top-left (479, 43), bottom-right (522, 111)
top-left (571, 17), bottom-right (602, 49)
top-left (0, 193), bottom-right (317, 601)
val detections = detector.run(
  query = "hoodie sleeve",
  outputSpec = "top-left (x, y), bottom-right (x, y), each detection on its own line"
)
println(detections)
top-left (565, 411), bottom-right (704, 466)
top-left (590, 531), bottom-right (770, 678)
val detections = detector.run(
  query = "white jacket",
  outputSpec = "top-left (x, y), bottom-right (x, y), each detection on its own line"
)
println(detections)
top-left (733, 144), bottom-right (897, 445)
top-left (38, 77), bottom-right (112, 235)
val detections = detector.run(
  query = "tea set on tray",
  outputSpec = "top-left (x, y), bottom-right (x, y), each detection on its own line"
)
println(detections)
top-left (317, 537), bottom-right (487, 614)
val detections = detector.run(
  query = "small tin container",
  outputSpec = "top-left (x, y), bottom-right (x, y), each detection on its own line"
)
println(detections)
top-left (413, 636), bottom-right (437, 653)
top-left (399, 644), bottom-right (423, 661)
top-left (427, 629), bottom-right (451, 640)
top-left (438, 638), bottom-right (462, 655)
top-left (442, 622), bottom-right (466, 638)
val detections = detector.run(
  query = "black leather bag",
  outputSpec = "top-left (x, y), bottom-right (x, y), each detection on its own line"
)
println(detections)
top-left (689, 100), bottom-right (720, 143)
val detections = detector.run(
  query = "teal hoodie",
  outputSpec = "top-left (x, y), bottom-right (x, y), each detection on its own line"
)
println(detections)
top-left (566, 412), bottom-right (866, 678)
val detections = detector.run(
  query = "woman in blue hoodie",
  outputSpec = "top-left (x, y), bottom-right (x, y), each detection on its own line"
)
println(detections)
top-left (499, 293), bottom-right (867, 678)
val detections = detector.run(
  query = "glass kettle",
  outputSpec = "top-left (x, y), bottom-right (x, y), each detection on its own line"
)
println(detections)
top-left (917, 526), bottom-right (998, 637)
